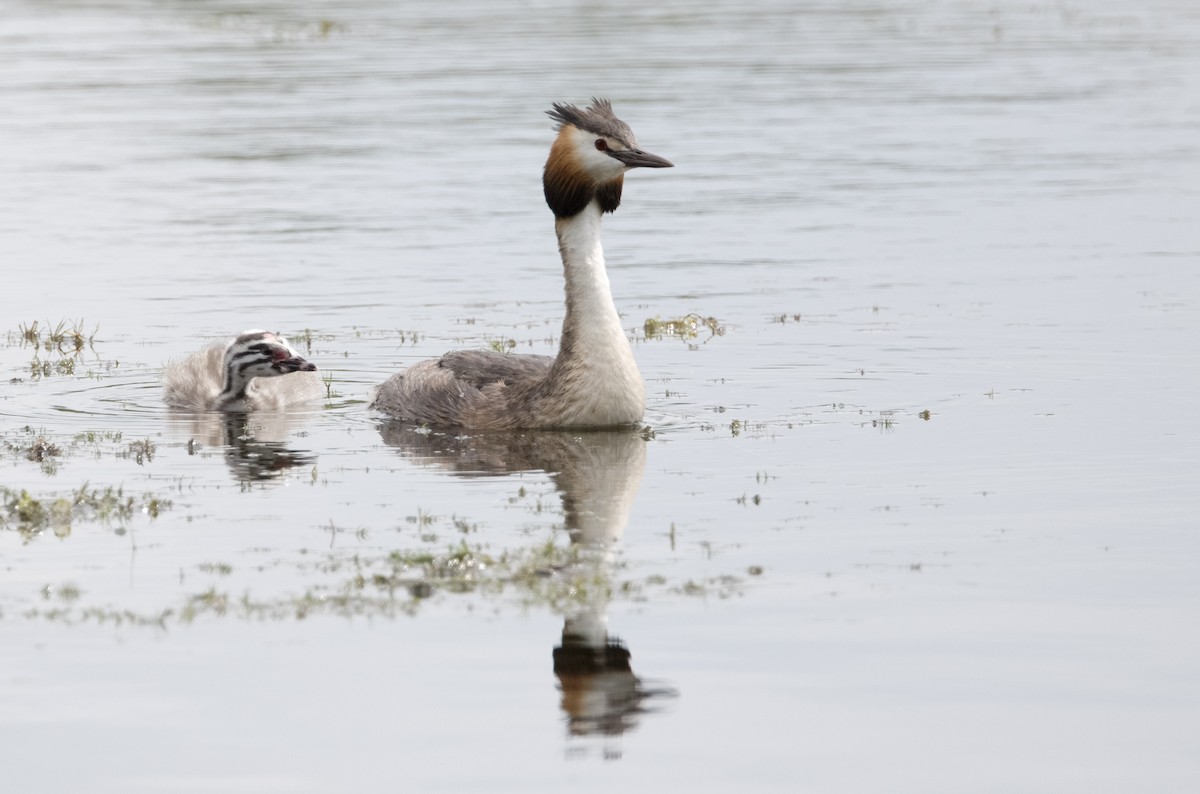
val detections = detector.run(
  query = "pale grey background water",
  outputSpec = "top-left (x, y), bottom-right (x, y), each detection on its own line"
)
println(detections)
top-left (2, 1), bottom-right (1199, 791)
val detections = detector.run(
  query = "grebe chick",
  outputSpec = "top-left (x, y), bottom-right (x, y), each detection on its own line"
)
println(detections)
top-left (164, 330), bottom-right (321, 412)
top-left (371, 98), bottom-right (673, 430)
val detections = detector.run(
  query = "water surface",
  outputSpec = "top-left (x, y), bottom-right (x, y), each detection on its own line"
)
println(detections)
top-left (2, 1), bottom-right (1199, 791)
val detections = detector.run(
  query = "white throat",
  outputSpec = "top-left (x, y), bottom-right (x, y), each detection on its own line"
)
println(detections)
top-left (553, 200), bottom-right (644, 425)
top-left (559, 206), bottom-right (621, 338)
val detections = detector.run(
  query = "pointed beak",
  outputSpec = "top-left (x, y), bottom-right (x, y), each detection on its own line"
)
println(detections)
top-left (609, 148), bottom-right (674, 169)
top-left (274, 356), bottom-right (318, 374)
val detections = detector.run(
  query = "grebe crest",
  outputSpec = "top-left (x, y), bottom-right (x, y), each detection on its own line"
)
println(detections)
top-left (543, 97), bottom-right (673, 218)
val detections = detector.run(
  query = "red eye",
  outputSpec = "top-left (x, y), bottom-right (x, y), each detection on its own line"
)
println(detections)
top-left (272, 348), bottom-right (290, 361)
top-left (594, 139), bottom-right (608, 151)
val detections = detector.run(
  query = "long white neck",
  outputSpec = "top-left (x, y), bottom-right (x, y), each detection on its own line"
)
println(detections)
top-left (551, 201), bottom-right (645, 425)
top-left (558, 205), bottom-right (626, 349)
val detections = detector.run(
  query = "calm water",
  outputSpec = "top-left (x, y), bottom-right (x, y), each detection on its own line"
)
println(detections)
top-left (2, 0), bottom-right (1199, 790)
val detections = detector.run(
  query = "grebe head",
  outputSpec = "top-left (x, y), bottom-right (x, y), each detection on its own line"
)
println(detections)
top-left (225, 330), bottom-right (317, 382)
top-left (544, 98), bottom-right (673, 219)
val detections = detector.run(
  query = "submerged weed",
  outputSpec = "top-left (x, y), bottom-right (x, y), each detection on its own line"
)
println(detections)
top-left (3, 426), bottom-right (161, 477)
top-left (18, 321), bottom-right (40, 345)
top-left (15, 505), bottom-right (743, 625)
top-left (642, 313), bottom-right (724, 344)
top-left (74, 430), bottom-right (124, 444)
top-left (6, 432), bottom-right (61, 462)
top-left (10, 320), bottom-right (101, 382)
top-left (29, 357), bottom-right (76, 379)
top-left (0, 483), bottom-right (172, 541)
top-left (122, 439), bottom-right (156, 465)
top-left (407, 507), bottom-right (437, 527)
top-left (13, 319), bottom-right (98, 354)
top-left (485, 336), bottom-right (518, 353)
top-left (869, 411), bottom-right (897, 432)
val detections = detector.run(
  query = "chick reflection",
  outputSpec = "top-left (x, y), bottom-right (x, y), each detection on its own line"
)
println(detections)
top-left (168, 410), bottom-right (316, 483)
top-left (377, 422), bottom-right (677, 741)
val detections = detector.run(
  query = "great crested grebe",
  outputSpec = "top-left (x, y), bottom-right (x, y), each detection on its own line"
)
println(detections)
top-left (164, 330), bottom-right (321, 412)
top-left (371, 98), bottom-right (673, 430)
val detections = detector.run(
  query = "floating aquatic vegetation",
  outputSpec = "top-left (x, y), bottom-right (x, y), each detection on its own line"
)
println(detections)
top-left (15, 525), bottom-right (747, 626)
top-left (2, 426), bottom-right (155, 476)
top-left (5, 320), bottom-right (112, 382)
top-left (642, 313), bottom-right (724, 343)
top-left (4, 431), bottom-right (61, 463)
top-left (0, 483), bottom-right (172, 542)
top-left (190, 13), bottom-right (348, 45)
top-left (120, 439), bottom-right (157, 466)
top-left (11, 319), bottom-right (98, 355)
top-left (485, 336), bottom-right (518, 353)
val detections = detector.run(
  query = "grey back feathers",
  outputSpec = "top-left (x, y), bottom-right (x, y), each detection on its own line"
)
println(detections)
top-left (371, 350), bottom-right (559, 430)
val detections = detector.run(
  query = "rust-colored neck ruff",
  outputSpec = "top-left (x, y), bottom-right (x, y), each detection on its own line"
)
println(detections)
top-left (543, 128), bottom-right (623, 219)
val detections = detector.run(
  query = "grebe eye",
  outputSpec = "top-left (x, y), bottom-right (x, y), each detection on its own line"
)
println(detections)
top-left (594, 139), bottom-right (608, 151)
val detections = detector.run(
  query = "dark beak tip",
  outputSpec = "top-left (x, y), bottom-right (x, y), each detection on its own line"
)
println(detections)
top-left (612, 149), bottom-right (674, 169)
top-left (639, 152), bottom-right (674, 169)
top-left (279, 358), bottom-right (317, 373)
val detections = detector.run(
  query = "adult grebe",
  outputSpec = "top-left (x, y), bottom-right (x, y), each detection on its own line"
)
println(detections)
top-left (371, 98), bottom-right (673, 429)
top-left (163, 330), bottom-right (321, 411)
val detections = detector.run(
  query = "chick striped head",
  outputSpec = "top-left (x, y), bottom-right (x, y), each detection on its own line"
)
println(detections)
top-left (225, 330), bottom-right (317, 380)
